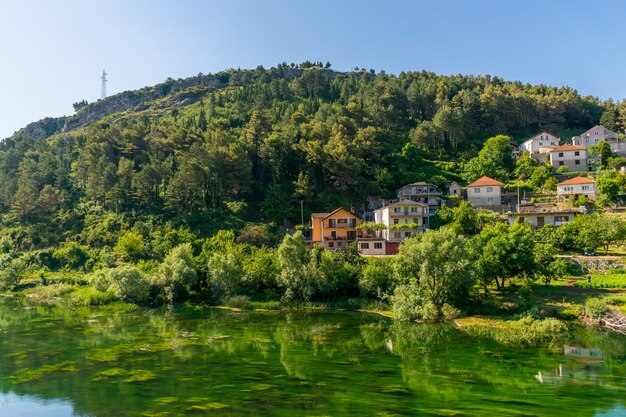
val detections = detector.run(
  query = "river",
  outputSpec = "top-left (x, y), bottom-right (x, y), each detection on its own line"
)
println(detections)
top-left (0, 300), bottom-right (624, 416)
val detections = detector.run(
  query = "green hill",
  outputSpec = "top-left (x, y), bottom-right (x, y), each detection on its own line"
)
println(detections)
top-left (0, 63), bottom-right (620, 250)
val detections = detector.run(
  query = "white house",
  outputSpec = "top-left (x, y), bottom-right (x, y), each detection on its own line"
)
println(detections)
top-left (556, 177), bottom-right (597, 202)
top-left (520, 131), bottom-right (560, 153)
top-left (396, 182), bottom-right (442, 215)
top-left (571, 125), bottom-right (625, 155)
top-left (508, 211), bottom-right (578, 227)
top-left (466, 176), bottom-right (505, 208)
top-left (374, 200), bottom-right (428, 243)
top-left (549, 145), bottom-right (588, 172)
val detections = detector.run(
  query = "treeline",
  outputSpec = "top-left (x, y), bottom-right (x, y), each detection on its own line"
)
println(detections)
top-left (2, 211), bottom-right (624, 323)
top-left (0, 64), bottom-right (623, 251)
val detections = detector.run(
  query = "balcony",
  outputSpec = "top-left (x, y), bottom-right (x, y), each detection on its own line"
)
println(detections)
top-left (326, 222), bottom-right (357, 228)
top-left (389, 211), bottom-right (426, 217)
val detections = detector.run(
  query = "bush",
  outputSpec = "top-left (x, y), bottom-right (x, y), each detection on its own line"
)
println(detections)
top-left (90, 266), bottom-right (151, 304)
top-left (152, 243), bottom-right (197, 304)
top-left (114, 232), bottom-right (145, 261)
top-left (391, 281), bottom-right (422, 321)
top-left (53, 241), bottom-right (90, 270)
top-left (584, 298), bottom-right (609, 319)
top-left (360, 258), bottom-right (397, 299)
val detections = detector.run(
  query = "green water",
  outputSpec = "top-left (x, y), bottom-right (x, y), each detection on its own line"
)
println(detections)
top-left (0, 300), bottom-right (625, 417)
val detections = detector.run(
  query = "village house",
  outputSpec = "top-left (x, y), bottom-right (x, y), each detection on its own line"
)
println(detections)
top-left (357, 237), bottom-right (391, 256)
top-left (395, 182), bottom-right (442, 215)
top-left (549, 145), bottom-right (588, 172)
top-left (508, 210), bottom-right (579, 227)
top-left (310, 208), bottom-right (362, 250)
top-left (571, 125), bottom-right (625, 155)
top-left (520, 131), bottom-right (561, 154)
top-left (511, 142), bottom-right (521, 159)
top-left (556, 177), bottom-right (597, 202)
top-left (374, 200), bottom-right (428, 244)
top-left (447, 181), bottom-right (461, 197)
top-left (466, 176), bottom-right (505, 208)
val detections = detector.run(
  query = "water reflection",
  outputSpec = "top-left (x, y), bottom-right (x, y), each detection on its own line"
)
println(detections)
top-left (0, 301), bottom-right (625, 417)
top-left (0, 392), bottom-right (84, 417)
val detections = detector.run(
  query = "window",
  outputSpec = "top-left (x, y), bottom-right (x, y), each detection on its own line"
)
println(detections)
top-left (405, 232), bottom-right (411, 237)
top-left (410, 207), bottom-right (418, 212)
top-left (338, 218), bottom-right (347, 224)
top-left (575, 160), bottom-right (580, 165)
top-left (413, 218), bottom-right (419, 224)
top-left (559, 161), bottom-right (564, 166)
top-left (474, 198), bottom-right (481, 203)
top-left (474, 187), bottom-right (481, 193)
top-left (487, 197), bottom-right (493, 203)
top-left (575, 151), bottom-right (580, 156)
top-left (328, 242), bottom-right (334, 248)
top-left (394, 232), bottom-right (401, 239)
top-left (394, 219), bottom-right (399, 224)
top-left (559, 152), bottom-right (564, 157)
top-left (374, 242), bottom-right (383, 249)
top-left (487, 187), bottom-right (493, 192)
top-left (394, 207), bottom-right (402, 213)
top-left (539, 142), bottom-right (543, 146)
top-left (582, 185), bottom-right (589, 191)
top-left (360, 242), bottom-right (370, 249)
top-left (338, 242), bottom-right (343, 248)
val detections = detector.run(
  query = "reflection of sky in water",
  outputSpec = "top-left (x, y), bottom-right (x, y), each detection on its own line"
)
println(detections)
top-left (595, 404), bottom-right (626, 417)
top-left (0, 392), bottom-right (82, 417)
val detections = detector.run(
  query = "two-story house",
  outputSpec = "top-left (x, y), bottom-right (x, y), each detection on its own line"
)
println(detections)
top-left (374, 200), bottom-right (429, 243)
top-left (571, 125), bottom-right (625, 155)
top-left (520, 131), bottom-right (561, 153)
top-left (549, 145), bottom-right (588, 172)
top-left (556, 177), bottom-right (597, 202)
top-left (466, 176), bottom-right (505, 208)
top-left (396, 182), bottom-right (442, 215)
top-left (311, 208), bottom-right (362, 250)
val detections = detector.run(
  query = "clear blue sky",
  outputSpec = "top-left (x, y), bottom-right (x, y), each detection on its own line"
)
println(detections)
top-left (1, 0), bottom-right (625, 139)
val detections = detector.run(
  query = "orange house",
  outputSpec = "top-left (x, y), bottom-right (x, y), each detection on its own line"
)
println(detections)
top-left (311, 208), bottom-right (362, 250)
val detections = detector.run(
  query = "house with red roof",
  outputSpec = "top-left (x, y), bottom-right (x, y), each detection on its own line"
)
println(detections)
top-left (466, 176), bottom-right (505, 208)
top-left (549, 145), bottom-right (588, 172)
top-left (556, 177), bottom-right (597, 202)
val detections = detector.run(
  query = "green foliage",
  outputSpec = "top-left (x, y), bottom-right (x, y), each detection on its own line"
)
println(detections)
top-left (52, 241), bottom-right (90, 270)
top-left (91, 265), bottom-right (151, 304)
top-left (360, 257), bottom-right (397, 298)
top-left (596, 169), bottom-right (626, 202)
top-left (584, 298), bottom-right (609, 319)
top-left (114, 232), bottom-right (145, 261)
top-left (463, 135), bottom-right (513, 183)
top-left (469, 222), bottom-right (536, 290)
top-left (393, 228), bottom-right (474, 319)
top-left (152, 243), bottom-right (198, 304)
top-left (430, 201), bottom-right (477, 234)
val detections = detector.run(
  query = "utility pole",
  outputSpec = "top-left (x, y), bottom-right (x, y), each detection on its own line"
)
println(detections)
top-left (100, 70), bottom-right (108, 100)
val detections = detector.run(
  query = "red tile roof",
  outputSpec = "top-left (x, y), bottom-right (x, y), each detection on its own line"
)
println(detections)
top-left (311, 212), bottom-right (329, 218)
top-left (557, 177), bottom-right (596, 186)
top-left (467, 176), bottom-right (505, 187)
top-left (549, 145), bottom-right (586, 152)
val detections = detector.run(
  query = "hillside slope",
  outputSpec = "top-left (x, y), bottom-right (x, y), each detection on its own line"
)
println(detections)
top-left (0, 63), bottom-right (621, 250)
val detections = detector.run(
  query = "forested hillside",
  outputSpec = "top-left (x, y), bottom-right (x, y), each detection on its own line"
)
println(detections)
top-left (1, 63), bottom-right (625, 250)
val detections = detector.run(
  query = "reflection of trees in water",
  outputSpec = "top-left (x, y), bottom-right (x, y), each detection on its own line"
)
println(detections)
top-left (0, 302), bottom-right (625, 417)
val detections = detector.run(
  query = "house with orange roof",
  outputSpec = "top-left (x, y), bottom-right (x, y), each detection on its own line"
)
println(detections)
top-left (466, 176), bottom-right (505, 208)
top-left (549, 145), bottom-right (588, 172)
top-left (571, 125), bottom-right (624, 154)
top-left (556, 177), bottom-right (597, 202)
top-left (310, 208), bottom-right (362, 250)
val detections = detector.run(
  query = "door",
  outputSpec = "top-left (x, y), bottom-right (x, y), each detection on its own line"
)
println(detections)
top-left (536, 217), bottom-right (544, 227)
